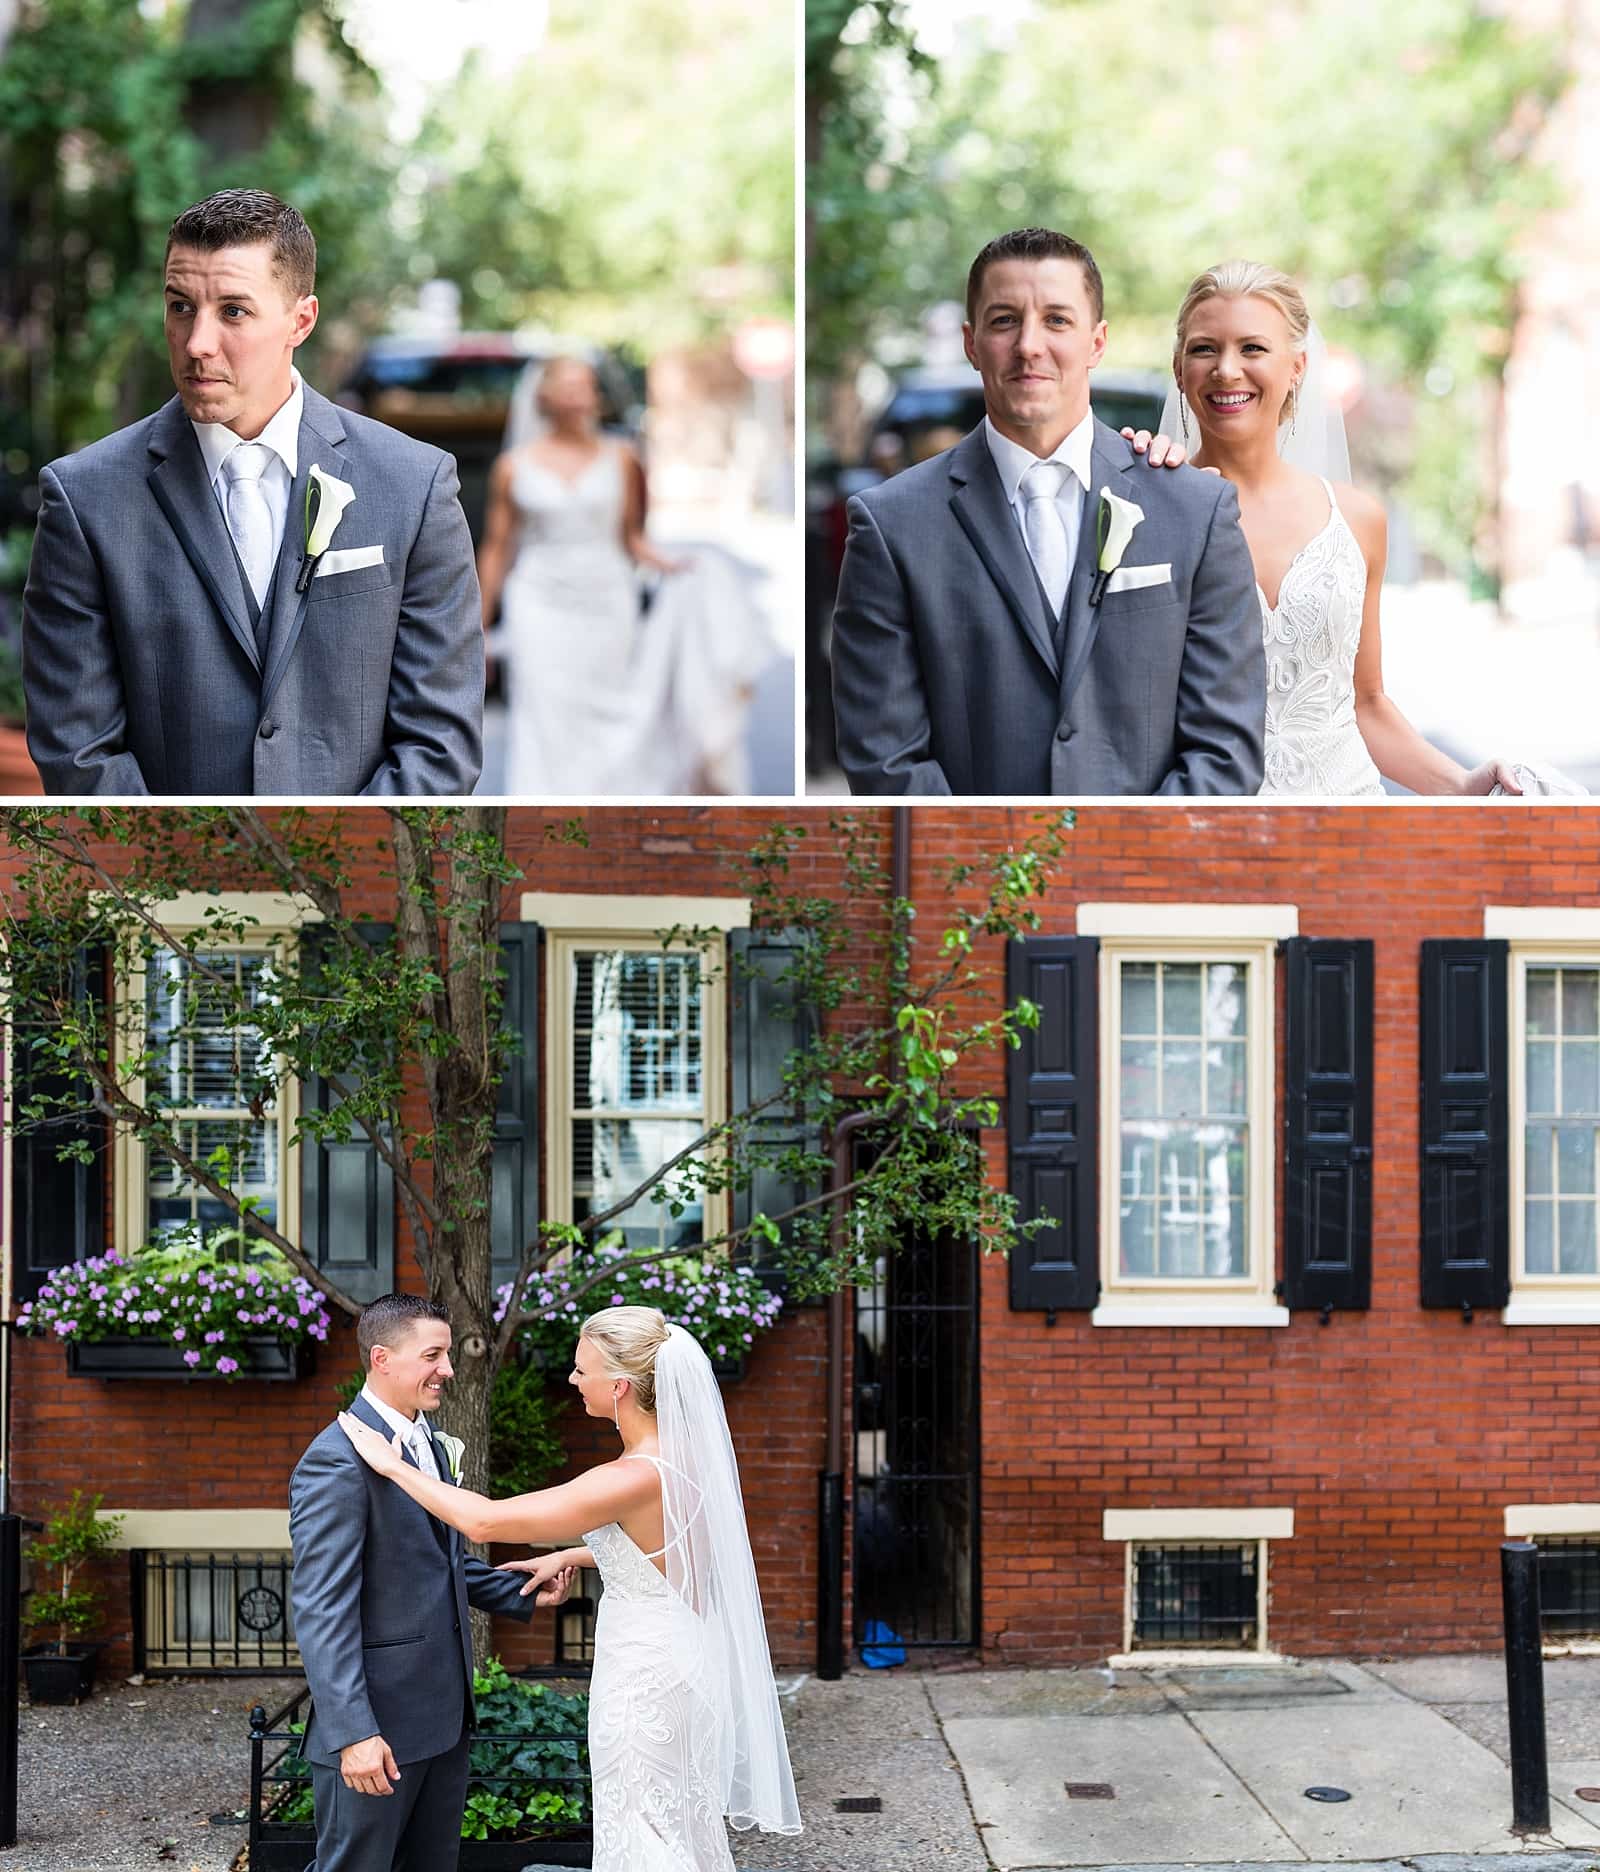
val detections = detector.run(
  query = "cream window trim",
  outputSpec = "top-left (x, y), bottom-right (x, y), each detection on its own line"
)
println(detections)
top-left (98, 1509), bottom-right (290, 1550)
top-left (113, 907), bottom-right (304, 1259)
top-left (1487, 908), bottom-right (1600, 941)
top-left (1078, 903), bottom-right (1298, 940)
top-left (1104, 1508), bottom-right (1294, 1541)
top-left (1091, 1302), bottom-right (1289, 1328)
top-left (1114, 1534), bottom-right (1280, 1660)
top-left (1505, 1503), bottom-right (1600, 1538)
top-left (544, 930), bottom-right (729, 1243)
top-left (520, 894), bottom-right (751, 933)
top-left (1098, 936), bottom-right (1279, 1309)
top-left (1507, 943), bottom-right (1600, 1303)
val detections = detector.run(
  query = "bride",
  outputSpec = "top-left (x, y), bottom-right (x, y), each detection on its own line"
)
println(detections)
top-left (338, 1305), bottom-right (800, 1870)
top-left (1158, 261), bottom-right (1520, 799)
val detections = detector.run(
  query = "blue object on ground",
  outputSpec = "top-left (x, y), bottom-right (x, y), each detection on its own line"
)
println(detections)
top-left (860, 1619), bottom-right (907, 1668)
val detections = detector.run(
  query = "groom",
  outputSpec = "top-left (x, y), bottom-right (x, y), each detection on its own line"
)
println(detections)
top-left (22, 189), bottom-right (484, 795)
top-left (830, 227), bottom-right (1265, 795)
top-left (289, 1294), bottom-right (570, 1872)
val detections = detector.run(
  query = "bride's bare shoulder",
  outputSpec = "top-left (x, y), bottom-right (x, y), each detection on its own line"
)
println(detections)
top-left (1331, 480), bottom-right (1386, 553)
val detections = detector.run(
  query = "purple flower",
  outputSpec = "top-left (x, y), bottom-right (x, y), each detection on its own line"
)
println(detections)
top-left (216, 1356), bottom-right (239, 1375)
top-left (173, 1327), bottom-right (186, 1342)
top-left (183, 1350), bottom-right (201, 1368)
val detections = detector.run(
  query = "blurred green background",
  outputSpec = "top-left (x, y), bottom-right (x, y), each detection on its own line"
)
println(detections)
top-left (807, 0), bottom-right (1574, 577)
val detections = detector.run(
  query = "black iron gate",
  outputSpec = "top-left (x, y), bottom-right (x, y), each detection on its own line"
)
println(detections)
top-left (852, 1223), bottom-right (980, 1654)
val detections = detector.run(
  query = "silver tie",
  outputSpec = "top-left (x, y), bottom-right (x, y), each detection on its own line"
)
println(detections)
top-left (221, 442), bottom-right (276, 609)
top-left (407, 1422), bottom-right (437, 1479)
top-left (1020, 459), bottom-right (1072, 618)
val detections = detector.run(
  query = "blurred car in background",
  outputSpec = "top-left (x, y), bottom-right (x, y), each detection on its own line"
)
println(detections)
top-left (339, 335), bottom-right (641, 545)
top-left (806, 364), bottom-right (1169, 773)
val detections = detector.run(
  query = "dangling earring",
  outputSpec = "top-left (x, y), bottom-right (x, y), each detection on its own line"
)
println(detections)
top-left (1179, 398), bottom-right (1190, 444)
top-left (1288, 382), bottom-right (1299, 436)
top-left (612, 1386), bottom-right (621, 1429)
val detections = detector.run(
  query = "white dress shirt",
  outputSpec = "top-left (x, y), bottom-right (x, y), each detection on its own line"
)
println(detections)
top-left (983, 410), bottom-right (1095, 592)
top-left (191, 369), bottom-right (304, 593)
top-left (357, 1383), bottom-right (439, 1480)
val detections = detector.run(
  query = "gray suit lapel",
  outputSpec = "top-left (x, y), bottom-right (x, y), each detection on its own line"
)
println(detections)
top-left (946, 426), bottom-right (1060, 681)
top-left (259, 387), bottom-right (351, 714)
top-left (1059, 421), bottom-right (1134, 710)
top-left (144, 400), bottom-right (262, 674)
top-left (349, 1393), bottom-right (452, 1559)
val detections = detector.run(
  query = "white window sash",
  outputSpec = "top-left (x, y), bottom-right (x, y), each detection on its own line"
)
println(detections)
top-left (1509, 946), bottom-right (1600, 1295)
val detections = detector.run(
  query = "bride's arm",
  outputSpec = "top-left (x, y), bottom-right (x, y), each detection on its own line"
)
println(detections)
top-left (335, 1412), bottom-right (655, 1545)
top-left (1346, 488), bottom-right (1519, 796)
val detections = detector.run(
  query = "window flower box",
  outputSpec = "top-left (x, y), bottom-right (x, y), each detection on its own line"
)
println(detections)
top-left (66, 1335), bottom-right (312, 1382)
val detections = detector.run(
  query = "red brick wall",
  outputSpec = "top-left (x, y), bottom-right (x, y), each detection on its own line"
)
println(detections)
top-left (11, 804), bottom-right (1600, 1673)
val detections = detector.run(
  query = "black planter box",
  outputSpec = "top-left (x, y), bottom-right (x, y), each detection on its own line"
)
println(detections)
top-left (251, 1825), bottom-right (591, 1870)
top-left (22, 1644), bottom-right (100, 1704)
top-left (67, 1335), bottom-right (312, 1382)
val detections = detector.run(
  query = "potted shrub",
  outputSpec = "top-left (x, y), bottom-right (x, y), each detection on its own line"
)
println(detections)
top-left (18, 1228), bottom-right (332, 1381)
top-left (22, 1492), bottom-right (124, 1704)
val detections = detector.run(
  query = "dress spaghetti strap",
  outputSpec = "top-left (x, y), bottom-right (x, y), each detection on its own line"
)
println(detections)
top-left (616, 1451), bottom-right (702, 1559)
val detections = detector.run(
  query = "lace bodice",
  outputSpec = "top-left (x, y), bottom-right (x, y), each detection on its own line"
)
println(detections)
top-left (583, 1518), bottom-right (672, 1604)
top-left (509, 446), bottom-right (628, 557)
top-left (1257, 478), bottom-right (1384, 798)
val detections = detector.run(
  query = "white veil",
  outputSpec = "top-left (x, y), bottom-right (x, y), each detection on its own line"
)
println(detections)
top-left (653, 1322), bottom-right (802, 1835)
top-left (1159, 318), bottom-right (1351, 483)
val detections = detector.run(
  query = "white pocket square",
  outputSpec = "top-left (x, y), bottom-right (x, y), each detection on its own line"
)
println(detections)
top-left (1106, 561), bottom-right (1172, 593)
top-left (315, 545), bottom-right (385, 578)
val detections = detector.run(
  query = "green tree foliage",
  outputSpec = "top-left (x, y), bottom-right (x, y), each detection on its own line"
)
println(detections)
top-left (809, 0), bottom-right (1569, 563)
top-left (0, 0), bottom-right (402, 472)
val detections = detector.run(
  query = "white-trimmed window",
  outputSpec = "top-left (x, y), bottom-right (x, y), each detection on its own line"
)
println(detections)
top-left (1082, 906), bottom-right (1294, 1326)
top-left (543, 918), bottom-right (732, 1251)
top-left (1104, 1508), bottom-right (1293, 1664)
top-left (1492, 910), bottom-right (1600, 1322)
top-left (113, 895), bottom-right (313, 1258)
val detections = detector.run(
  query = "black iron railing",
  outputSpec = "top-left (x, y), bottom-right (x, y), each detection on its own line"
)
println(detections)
top-left (248, 1681), bottom-right (593, 1871)
top-left (1132, 1542), bottom-right (1259, 1649)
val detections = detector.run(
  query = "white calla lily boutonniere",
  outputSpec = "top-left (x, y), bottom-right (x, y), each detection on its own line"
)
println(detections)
top-left (1090, 486), bottom-right (1146, 607)
top-left (295, 463), bottom-right (357, 592)
top-left (434, 1432), bottom-right (466, 1483)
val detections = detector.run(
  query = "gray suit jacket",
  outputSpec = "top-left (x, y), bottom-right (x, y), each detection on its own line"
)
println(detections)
top-left (288, 1395), bottom-right (533, 1768)
top-left (22, 383), bottom-right (484, 796)
top-left (830, 419), bottom-right (1265, 796)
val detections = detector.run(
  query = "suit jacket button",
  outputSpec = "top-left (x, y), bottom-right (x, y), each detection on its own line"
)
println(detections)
top-left (259, 721), bottom-right (276, 740)
top-left (1056, 725), bottom-right (1073, 742)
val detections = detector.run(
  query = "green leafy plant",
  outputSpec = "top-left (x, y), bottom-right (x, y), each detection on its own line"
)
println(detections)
top-left (25, 1492), bottom-right (123, 1652)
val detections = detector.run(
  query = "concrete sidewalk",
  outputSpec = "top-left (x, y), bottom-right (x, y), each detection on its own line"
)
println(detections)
top-left (739, 1655), bottom-right (1600, 1872)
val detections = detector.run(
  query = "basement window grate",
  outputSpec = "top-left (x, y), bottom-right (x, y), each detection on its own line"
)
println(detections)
top-left (1537, 1538), bottom-right (1600, 1639)
top-left (1131, 1542), bottom-right (1258, 1650)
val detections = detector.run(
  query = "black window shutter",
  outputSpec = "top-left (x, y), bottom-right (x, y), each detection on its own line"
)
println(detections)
top-left (299, 924), bottom-right (396, 1303)
top-left (1283, 938), bottom-right (1373, 1311)
top-left (13, 945), bottom-right (108, 1304)
top-left (1420, 939), bottom-right (1509, 1309)
top-left (729, 927), bottom-right (820, 1283)
top-left (491, 923), bottom-right (540, 1298)
top-left (1007, 935), bottom-right (1099, 1312)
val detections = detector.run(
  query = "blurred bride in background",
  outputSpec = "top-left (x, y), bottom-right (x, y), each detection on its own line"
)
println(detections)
top-left (478, 357), bottom-right (775, 795)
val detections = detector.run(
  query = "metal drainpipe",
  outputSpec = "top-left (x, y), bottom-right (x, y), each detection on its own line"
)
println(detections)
top-left (818, 809), bottom-right (911, 1680)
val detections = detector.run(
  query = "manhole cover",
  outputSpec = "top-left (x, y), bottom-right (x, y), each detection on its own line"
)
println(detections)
top-left (1305, 1786), bottom-right (1352, 1803)
top-left (1065, 1783), bottom-right (1116, 1800)
top-left (835, 1796), bottom-right (882, 1813)
top-left (1575, 1788), bottom-right (1600, 1802)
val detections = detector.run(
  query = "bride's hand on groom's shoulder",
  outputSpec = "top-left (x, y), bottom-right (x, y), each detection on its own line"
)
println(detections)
top-left (1464, 758), bottom-right (1523, 796)
top-left (336, 1410), bottom-right (404, 1477)
top-left (1121, 428), bottom-right (1221, 475)
top-left (497, 1552), bottom-right (578, 1605)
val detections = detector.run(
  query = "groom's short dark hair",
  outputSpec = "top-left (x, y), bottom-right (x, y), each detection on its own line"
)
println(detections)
top-left (166, 189), bottom-right (317, 302)
top-left (358, 1293), bottom-right (451, 1368)
top-left (966, 228), bottom-right (1104, 324)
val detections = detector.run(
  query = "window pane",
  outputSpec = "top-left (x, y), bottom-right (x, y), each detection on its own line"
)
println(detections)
top-left (1527, 970), bottom-right (1558, 1037)
top-left (1557, 1126), bottom-right (1595, 1198)
top-left (1526, 1124), bottom-right (1554, 1196)
top-left (1207, 964), bottom-right (1246, 1038)
top-left (1121, 1040), bottom-right (1158, 1117)
top-left (1558, 1201), bottom-right (1597, 1276)
top-left (1120, 1197), bottom-right (1155, 1276)
top-left (1563, 1042), bottom-right (1599, 1117)
top-left (1163, 965), bottom-right (1203, 1036)
top-left (573, 1117), bottom-right (704, 1254)
top-left (572, 948), bottom-right (703, 1112)
top-left (1525, 1200), bottom-right (1555, 1274)
top-left (1562, 970), bottom-right (1600, 1038)
top-left (1527, 1041), bottom-right (1557, 1115)
top-left (1163, 1042), bottom-right (1203, 1117)
top-left (1208, 1041), bottom-right (1247, 1117)
top-left (1122, 964), bottom-right (1158, 1035)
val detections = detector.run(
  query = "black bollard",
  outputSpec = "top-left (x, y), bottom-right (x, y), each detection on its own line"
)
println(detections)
top-left (1502, 1539), bottom-right (1550, 1835)
top-left (816, 1470), bottom-right (843, 1681)
top-left (0, 1515), bottom-right (19, 1848)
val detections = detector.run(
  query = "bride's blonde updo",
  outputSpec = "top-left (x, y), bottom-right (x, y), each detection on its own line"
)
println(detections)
top-left (580, 1304), bottom-right (672, 1414)
top-left (1174, 260), bottom-right (1311, 424)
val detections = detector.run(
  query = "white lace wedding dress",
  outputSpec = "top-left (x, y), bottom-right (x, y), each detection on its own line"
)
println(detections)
top-left (1257, 478), bottom-right (1385, 798)
top-left (498, 445), bottom-right (642, 795)
top-left (583, 1453), bottom-right (735, 1872)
